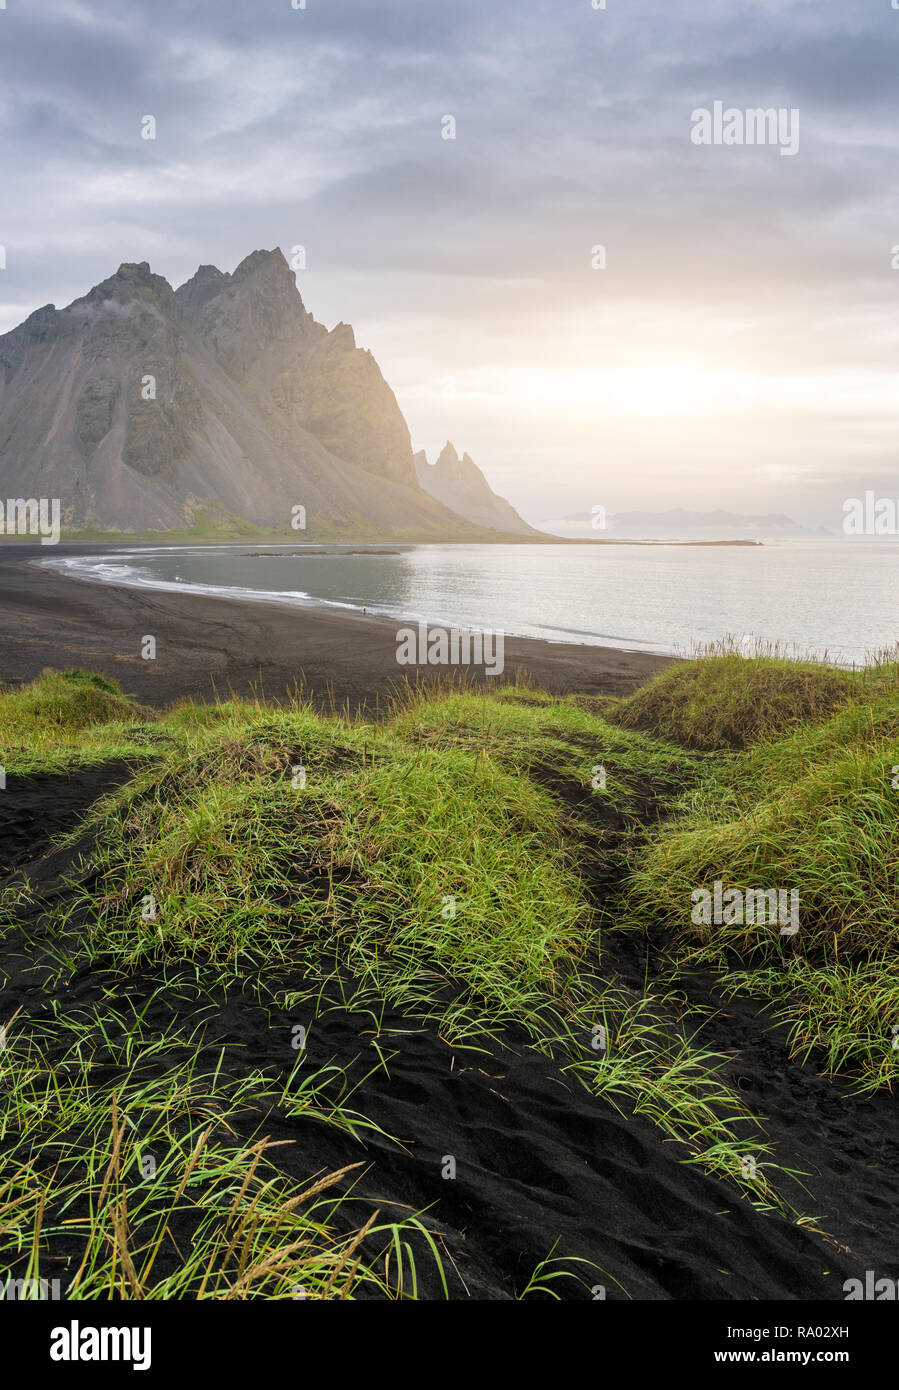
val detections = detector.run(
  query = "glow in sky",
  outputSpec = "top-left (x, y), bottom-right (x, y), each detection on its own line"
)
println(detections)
top-left (1, 0), bottom-right (898, 528)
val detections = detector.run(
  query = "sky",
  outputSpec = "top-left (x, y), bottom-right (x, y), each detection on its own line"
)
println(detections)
top-left (1, 0), bottom-right (898, 528)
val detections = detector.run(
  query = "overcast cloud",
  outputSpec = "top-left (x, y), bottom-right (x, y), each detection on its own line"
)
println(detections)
top-left (1, 0), bottom-right (897, 525)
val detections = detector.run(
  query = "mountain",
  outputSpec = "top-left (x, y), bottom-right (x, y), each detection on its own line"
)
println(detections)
top-left (414, 442), bottom-right (539, 536)
top-left (539, 507), bottom-right (833, 541)
top-left (0, 249), bottom-right (509, 538)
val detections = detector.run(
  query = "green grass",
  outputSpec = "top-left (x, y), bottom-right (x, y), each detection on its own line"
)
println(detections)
top-left (0, 668), bottom-right (161, 773)
top-left (620, 655), bottom-right (899, 1090)
top-left (720, 956), bottom-right (899, 1091)
top-left (0, 1001), bottom-right (447, 1299)
top-left (612, 640), bottom-right (865, 750)
top-left (0, 673), bottom-right (797, 1213)
top-left (6, 650), bottom-right (899, 1295)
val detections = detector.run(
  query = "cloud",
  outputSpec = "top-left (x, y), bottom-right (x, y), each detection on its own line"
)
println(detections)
top-left (1, 0), bottom-right (898, 521)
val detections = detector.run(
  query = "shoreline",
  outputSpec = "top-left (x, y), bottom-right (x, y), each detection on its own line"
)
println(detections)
top-left (37, 545), bottom-right (669, 656)
top-left (4, 551), bottom-right (899, 1307)
top-left (0, 532), bottom-right (765, 548)
top-left (0, 543), bottom-right (673, 710)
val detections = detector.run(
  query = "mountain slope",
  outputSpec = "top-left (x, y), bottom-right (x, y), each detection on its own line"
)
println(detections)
top-left (414, 442), bottom-right (538, 536)
top-left (0, 250), bottom-right (501, 538)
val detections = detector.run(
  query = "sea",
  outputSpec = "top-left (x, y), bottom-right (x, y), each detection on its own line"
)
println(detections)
top-left (43, 539), bottom-right (899, 668)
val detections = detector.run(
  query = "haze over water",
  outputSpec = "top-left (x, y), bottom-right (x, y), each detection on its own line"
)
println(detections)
top-left (49, 540), bottom-right (899, 667)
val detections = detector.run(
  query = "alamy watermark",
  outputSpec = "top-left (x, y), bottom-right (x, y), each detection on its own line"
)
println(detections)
top-left (844, 1272), bottom-right (899, 1300)
top-left (691, 103), bottom-right (799, 157)
top-left (842, 492), bottom-right (899, 536)
top-left (2, 1274), bottom-right (61, 1299)
top-left (691, 881), bottom-right (799, 936)
top-left (396, 623), bottom-right (504, 677)
top-left (0, 497), bottom-right (60, 544)
top-left (50, 1321), bottom-right (151, 1370)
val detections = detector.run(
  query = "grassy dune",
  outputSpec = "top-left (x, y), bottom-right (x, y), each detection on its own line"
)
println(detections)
top-left (621, 653), bottom-right (899, 1088)
top-left (1, 654), bottom-right (896, 1296)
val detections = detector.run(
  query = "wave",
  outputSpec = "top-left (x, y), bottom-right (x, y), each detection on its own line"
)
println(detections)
top-left (37, 550), bottom-right (567, 645)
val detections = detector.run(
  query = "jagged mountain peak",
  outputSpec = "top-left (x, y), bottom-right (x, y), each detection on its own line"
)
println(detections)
top-left (328, 321), bottom-right (356, 348)
top-left (24, 303), bottom-right (58, 330)
top-left (231, 246), bottom-right (292, 284)
top-left (174, 263), bottom-right (228, 315)
top-left (433, 441), bottom-right (481, 475)
top-left (77, 260), bottom-right (175, 311)
top-left (0, 248), bottom-right (507, 538)
top-left (415, 444), bottom-right (538, 536)
top-left (175, 249), bottom-right (304, 321)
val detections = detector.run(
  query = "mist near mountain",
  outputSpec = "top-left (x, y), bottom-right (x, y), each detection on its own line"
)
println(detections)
top-left (540, 507), bottom-right (834, 542)
top-left (0, 249), bottom-right (521, 539)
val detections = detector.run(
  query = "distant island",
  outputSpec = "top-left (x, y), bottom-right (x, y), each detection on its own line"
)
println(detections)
top-left (540, 506), bottom-right (832, 542)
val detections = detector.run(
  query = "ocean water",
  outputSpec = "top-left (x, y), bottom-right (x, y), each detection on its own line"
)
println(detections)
top-left (44, 539), bottom-right (899, 666)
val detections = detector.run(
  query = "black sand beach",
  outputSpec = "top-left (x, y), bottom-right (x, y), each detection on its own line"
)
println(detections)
top-left (2, 758), bottom-right (897, 1303)
top-left (2, 542), bottom-right (897, 1310)
top-left (0, 543), bottom-right (672, 709)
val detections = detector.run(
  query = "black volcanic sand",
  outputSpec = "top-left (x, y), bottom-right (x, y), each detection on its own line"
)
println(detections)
top-left (1, 544), bottom-right (894, 1301)
top-left (530, 748), bottom-right (899, 1284)
top-left (0, 543), bottom-right (671, 710)
top-left (1, 760), bottom-right (893, 1302)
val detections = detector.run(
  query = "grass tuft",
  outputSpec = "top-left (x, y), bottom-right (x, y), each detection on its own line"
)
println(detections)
top-left (612, 643), bottom-right (862, 751)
